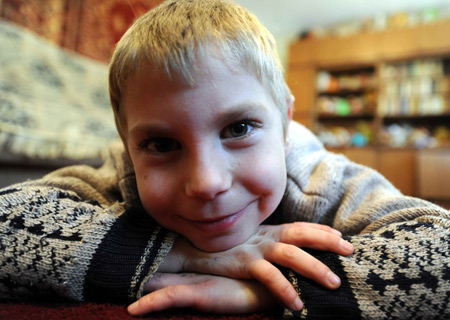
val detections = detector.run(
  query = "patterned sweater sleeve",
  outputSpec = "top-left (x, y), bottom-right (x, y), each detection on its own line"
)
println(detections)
top-left (278, 122), bottom-right (450, 319)
top-left (0, 149), bottom-right (177, 302)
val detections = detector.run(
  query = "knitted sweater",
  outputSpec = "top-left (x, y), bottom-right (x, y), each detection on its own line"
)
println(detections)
top-left (1, 122), bottom-right (449, 319)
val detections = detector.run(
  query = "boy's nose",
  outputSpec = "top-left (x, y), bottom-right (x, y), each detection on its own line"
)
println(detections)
top-left (185, 151), bottom-right (232, 200)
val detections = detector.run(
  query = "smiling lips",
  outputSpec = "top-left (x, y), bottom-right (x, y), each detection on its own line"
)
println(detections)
top-left (188, 206), bottom-right (247, 233)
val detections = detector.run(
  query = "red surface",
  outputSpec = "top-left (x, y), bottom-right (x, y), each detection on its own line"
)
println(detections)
top-left (0, 302), bottom-right (280, 320)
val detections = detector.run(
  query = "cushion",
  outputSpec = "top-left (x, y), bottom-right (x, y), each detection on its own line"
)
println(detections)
top-left (0, 19), bottom-right (118, 165)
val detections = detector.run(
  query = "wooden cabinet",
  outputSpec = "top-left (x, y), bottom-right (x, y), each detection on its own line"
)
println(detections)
top-left (416, 150), bottom-right (450, 199)
top-left (378, 149), bottom-right (416, 196)
top-left (289, 21), bottom-right (450, 66)
top-left (288, 20), bottom-right (450, 201)
top-left (288, 66), bottom-right (316, 128)
top-left (329, 147), bottom-right (378, 169)
top-left (328, 148), bottom-right (416, 196)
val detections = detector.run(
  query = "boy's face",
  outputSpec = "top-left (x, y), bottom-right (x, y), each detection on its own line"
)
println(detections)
top-left (122, 55), bottom-right (291, 252)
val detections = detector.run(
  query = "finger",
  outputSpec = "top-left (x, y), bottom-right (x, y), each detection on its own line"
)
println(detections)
top-left (128, 284), bottom-right (199, 315)
top-left (131, 277), bottom-right (276, 315)
top-left (248, 259), bottom-right (303, 311)
top-left (265, 242), bottom-right (342, 290)
top-left (279, 224), bottom-right (354, 256)
top-left (284, 222), bottom-right (342, 236)
top-left (144, 273), bottom-right (208, 293)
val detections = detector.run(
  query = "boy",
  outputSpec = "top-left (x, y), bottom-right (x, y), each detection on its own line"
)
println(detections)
top-left (1, 0), bottom-right (449, 318)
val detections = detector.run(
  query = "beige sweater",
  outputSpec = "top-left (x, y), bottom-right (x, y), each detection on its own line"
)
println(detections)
top-left (1, 122), bottom-right (449, 319)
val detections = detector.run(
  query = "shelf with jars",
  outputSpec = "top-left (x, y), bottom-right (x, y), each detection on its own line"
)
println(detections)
top-left (310, 58), bottom-right (450, 150)
top-left (313, 66), bottom-right (378, 148)
top-left (287, 20), bottom-right (450, 200)
top-left (377, 58), bottom-right (450, 149)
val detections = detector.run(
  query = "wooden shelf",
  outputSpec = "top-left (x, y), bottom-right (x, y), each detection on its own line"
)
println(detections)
top-left (288, 20), bottom-right (450, 200)
top-left (382, 113), bottom-right (450, 119)
top-left (318, 88), bottom-right (377, 96)
top-left (317, 113), bottom-right (375, 119)
top-left (289, 20), bottom-right (450, 67)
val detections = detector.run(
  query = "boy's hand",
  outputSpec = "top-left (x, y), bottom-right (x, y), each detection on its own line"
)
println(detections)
top-left (159, 222), bottom-right (354, 310)
top-left (128, 273), bottom-right (277, 316)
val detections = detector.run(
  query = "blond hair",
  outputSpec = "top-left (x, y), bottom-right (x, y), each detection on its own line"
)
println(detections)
top-left (109, 0), bottom-right (291, 141)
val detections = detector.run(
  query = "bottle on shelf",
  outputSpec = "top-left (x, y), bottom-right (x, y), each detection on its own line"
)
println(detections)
top-left (377, 58), bottom-right (450, 148)
top-left (378, 58), bottom-right (449, 116)
top-left (314, 59), bottom-right (450, 149)
top-left (314, 67), bottom-right (377, 148)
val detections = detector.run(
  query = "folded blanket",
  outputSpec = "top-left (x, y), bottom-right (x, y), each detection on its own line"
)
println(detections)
top-left (0, 19), bottom-right (118, 163)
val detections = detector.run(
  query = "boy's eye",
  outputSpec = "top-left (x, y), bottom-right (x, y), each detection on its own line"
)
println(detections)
top-left (229, 122), bottom-right (249, 137)
top-left (221, 120), bottom-right (256, 139)
top-left (141, 138), bottom-right (181, 153)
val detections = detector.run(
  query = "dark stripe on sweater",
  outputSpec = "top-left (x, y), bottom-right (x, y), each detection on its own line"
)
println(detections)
top-left (83, 205), bottom-right (167, 302)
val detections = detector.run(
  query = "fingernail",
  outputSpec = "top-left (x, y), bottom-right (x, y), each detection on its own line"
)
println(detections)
top-left (340, 239), bottom-right (353, 252)
top-left (292, 296), bottom-right (303, 311)
top-left (327, 271), bottom-right (341, 287)
top-left (128, 301), bottom-right (139, 314)
top-left (331, 229), bottom-right (342, 236)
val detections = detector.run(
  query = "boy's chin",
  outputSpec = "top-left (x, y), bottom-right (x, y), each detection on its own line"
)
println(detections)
top-left (190, 233), bottom-right (250, 253)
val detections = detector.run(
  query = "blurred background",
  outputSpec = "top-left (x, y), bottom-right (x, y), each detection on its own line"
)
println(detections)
top-left (0, 0), bottom-right (449, 207)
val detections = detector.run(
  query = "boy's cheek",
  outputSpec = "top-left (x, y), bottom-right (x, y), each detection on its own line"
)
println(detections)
top-left (135, 175), bottom-right (171, 212)
top-left (242, 151), bottom-right (286, 199)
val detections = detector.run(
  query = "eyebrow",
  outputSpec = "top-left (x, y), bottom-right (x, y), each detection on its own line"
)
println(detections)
top-left (128, 101), bottom-right (270, 137)
top-left (129, 121), bottom-right (172, 138)
top-left (218, 102), bottom-right (269, 123)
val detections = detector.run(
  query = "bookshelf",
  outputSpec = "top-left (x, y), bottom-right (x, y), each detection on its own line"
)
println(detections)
top-left (287, 20), bottom-right (450, 201)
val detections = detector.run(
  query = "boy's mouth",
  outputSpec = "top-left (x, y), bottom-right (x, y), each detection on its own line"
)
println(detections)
top-left (187, 205), bottom-right (249, 233)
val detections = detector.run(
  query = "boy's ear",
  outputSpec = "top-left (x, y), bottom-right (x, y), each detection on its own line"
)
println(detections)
top-left (287, 95), bottom-right (294, 123)
top-left (284, 95), bottom-right (294, 136)
top-left (284, 95), bottom-right (295, 151)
